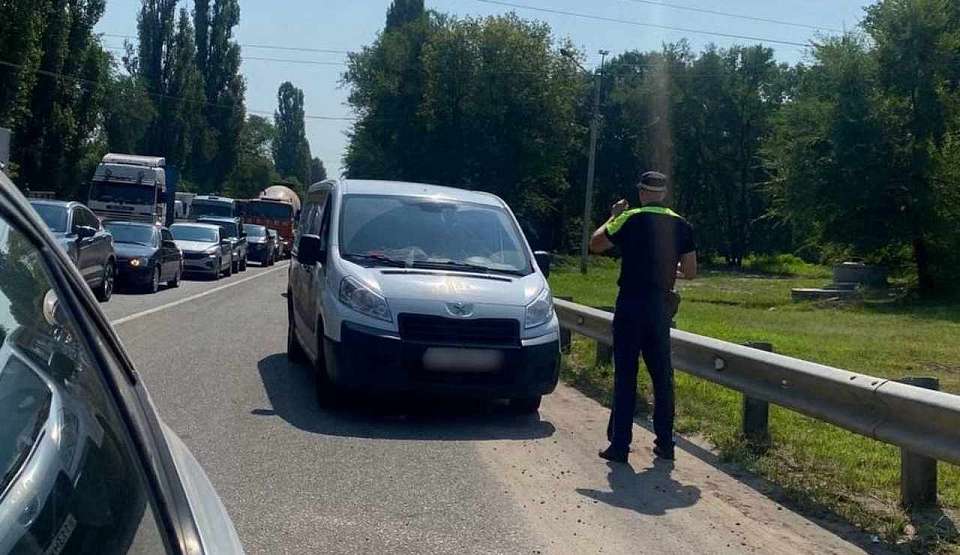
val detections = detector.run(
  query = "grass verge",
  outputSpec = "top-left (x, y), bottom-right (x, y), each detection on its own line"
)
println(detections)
top-left (551, 256), bottom-right (960, 552)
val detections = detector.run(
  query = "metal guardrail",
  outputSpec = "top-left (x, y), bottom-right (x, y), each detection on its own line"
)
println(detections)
top-left (555, 299), bottom-right (960, 506)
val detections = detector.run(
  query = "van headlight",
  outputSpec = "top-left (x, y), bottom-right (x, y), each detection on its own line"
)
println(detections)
top-left (339, 276), bottom-right (392, 322)
top-left (525, 288), bottom-right (554, 329)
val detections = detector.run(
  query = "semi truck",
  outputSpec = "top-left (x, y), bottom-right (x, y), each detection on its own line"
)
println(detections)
top-left (87, 154), bottom-right (168, 224)
top-left (245, 185), bottom-right (301, 257)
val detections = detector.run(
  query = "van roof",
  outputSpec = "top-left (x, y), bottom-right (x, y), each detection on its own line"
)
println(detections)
top-left (316, 179), bottom-right (505, 208)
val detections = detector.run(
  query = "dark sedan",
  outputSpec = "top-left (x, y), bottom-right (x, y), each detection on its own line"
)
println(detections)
top-left (243, 223), bottom-right (275, 266)
top-left (104, 222), bottom-right (183, 293)
top-left (29, 200), bottom-right (116, 302)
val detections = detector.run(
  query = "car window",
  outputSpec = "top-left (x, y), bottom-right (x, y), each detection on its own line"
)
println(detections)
top-left (74, 207), bottom-right (98, 231)
top-left (299, 203), bottom-right (319, 236)
top-left (0, 209), bottom-right (169, 553)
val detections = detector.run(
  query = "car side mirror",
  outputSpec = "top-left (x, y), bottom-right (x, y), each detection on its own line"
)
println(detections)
top-left (75, 225), bottom-right (97, 239)
top-left (163, 239), bottom-right (177, 248)
top-left (297, 234), bottom-right (324, 266)
top-left (221, 238), bottom-right (231, 246)
top-left (534, 251), bottom-right (552, 278)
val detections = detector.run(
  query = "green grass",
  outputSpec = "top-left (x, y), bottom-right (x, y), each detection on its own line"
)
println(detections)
top-left (551, 256), bottom-right (960, 551)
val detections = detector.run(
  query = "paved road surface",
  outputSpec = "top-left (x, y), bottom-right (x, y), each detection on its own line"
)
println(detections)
top-left (102, 262), bottom-right (878, 554)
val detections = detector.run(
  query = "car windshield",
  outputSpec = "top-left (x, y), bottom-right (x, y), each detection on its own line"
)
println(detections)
top-left (247, 201), bottom-right (293, 220)
top-left (244, 225), bottom-right (266, 237)
top-left (30, 203), bottom-right (68, 233)
top-left (192, 201), bottom-right (234, 218)
top-left (200, 220), bottom-right (237, 238)
top-left (89, 181), bottom-right (156, 205)
top-left (104, 223), bottom-right (156, 246)
top-left (340, 195), bottom-right (530, 275)
top-left (171, 225), bottom-right (217, 243)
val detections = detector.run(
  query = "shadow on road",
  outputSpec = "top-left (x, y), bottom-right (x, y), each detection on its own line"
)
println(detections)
top-left (254, 353), bottom-right (556, 441)
top-left (576, 459), bottom-right (701, 516)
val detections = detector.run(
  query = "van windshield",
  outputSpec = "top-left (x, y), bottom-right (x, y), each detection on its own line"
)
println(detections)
top-left (339, 195), bottom-right (531, 275)
top-left (89, 181), bottom-right (156, 205)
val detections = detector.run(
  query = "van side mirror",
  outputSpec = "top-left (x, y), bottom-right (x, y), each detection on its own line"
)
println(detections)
top-left (297, 234), bottom-right (324, 266)
top-left (534, 251), bottom-right (552, 278)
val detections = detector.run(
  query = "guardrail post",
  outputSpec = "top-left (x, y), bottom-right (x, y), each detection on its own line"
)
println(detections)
top-left (557, 296), bottom-right (573, 353)
top-left (741, 342), bottom-right (773, 449)
top-left (899, 377), bottom-right (939, 508)
top-left (595, 306), bottom-right (615, 366)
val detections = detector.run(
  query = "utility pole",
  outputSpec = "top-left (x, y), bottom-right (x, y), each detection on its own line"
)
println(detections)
top-left (561, 49), bottom-right (609, 274)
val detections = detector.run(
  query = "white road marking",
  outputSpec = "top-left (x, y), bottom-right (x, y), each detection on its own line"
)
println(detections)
top-left (111, 262), bottom-right (289, 326)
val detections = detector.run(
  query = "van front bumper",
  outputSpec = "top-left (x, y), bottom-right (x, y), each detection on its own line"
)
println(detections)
top-left (324, 321), bottom-right (560, 398)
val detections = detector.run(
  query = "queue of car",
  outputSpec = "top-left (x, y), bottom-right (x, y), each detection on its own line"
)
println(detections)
top-left (24, 197), bottom-right (281, 303)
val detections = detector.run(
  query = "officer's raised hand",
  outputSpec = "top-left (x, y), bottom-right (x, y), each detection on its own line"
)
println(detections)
top-left (611, 199), bottom-right (629, 217)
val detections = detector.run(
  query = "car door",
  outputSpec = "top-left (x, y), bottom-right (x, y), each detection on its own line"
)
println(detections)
top-left (307, 194), bottom-right (333, 343)
top-left (72, 207), bottom-right (96, 283)
top-left (160, 228), bottom-right (179, 279)
top-left (291, 199), bottom-right (322, 339)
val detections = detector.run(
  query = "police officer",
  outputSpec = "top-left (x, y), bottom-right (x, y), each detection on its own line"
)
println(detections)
top-left (589, 171), bottom-right (697, 463)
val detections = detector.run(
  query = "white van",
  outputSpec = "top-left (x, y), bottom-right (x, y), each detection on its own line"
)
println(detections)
top-left (286, 179), bottom-right (560, 412)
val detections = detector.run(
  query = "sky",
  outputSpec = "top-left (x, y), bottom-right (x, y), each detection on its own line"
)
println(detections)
top-left (95, 0), bottom-right (872, 179)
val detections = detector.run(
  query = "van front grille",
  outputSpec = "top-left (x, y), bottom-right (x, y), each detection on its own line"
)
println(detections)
top-left (398, 314), bottom-right (520, 348)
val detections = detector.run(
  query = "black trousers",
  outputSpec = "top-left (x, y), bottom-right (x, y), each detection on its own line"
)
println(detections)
top-left (606, 292), bottom-right (675, 452)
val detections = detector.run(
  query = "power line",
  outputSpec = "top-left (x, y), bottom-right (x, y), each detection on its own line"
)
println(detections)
top-left (619, 0), bottom-right (841, 33)
top-left (100, 33), bottom-right (352, 55)
top-left (470, 0), bottom-right (812, 48)
top-left (103, 46), bottom-right (347, 66)
top-left (0, 58), bottom-right (361, 122)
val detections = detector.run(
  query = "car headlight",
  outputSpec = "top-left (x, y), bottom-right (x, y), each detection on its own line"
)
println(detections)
top-left (525, 287), bottom-right (554, 329)
top-left (129, 257), bottom-right (147, 267)
top-left (339, 276), bottom-right (392, 322)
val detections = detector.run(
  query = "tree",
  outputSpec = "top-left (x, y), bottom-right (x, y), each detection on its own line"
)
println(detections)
top-left (862, 0), bottom-right (958, 291)
top-left (310, 158), bottom-right (327, 183)
top-left (0, 1), bottom-right (50, 129)
top-left (193, 0), bottom-right (245, 192)
top-left (345, 11), bottom-right (581, 245)
top-left (104, 74), bottom-right (156, 153)
top-left (386, 0), bottom-right (425, 30)
top-left (227, 115), bottom-right (278, 198)
top-left (765, 35), bottom-right (899, 263)
top-left (273, 82), bottom-right (310, 185)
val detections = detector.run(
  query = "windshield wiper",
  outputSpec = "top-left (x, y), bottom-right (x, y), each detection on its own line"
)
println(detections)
top-left (343, 253), bottom-right (407, 268)
top-left (117, 240), bottom-right (152, 246)
top-left (413, 259), bottom-right (527, 277)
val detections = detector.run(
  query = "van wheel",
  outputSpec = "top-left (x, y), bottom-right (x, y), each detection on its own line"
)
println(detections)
top-left (287, 295), bottom-right (308, 365)
top-left (510, 396), bottom-right (542, 414)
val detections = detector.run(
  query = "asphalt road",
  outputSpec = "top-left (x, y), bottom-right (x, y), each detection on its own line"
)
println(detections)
top-left (102, 261), bottom-right (879, 554)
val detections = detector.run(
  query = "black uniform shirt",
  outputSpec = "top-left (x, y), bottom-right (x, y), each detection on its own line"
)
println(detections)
top-left (604, 204), bottom-right (696, 295)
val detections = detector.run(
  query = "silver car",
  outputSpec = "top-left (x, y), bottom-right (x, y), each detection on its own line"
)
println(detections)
top-left (170, 222), bottom-right (234, 279)
top-left (0, 169), bottom-right (243, 553)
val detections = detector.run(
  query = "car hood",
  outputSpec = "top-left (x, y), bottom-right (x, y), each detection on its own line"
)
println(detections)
top-left (161, 423), bottom-right (244, 554)
top-left (175, 240), bottom-right (216, 253)
top-left (351, 265), bottom-right (544, 306)
top-left (114, 243), bottom-right (158, 259)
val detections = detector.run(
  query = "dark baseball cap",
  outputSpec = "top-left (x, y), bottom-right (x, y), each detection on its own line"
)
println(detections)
top-left (637, 171), bottom-right (668, 192)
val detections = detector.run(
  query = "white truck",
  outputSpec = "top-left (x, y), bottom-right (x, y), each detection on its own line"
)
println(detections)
top-left (87, 153), bottom-right (167, 224)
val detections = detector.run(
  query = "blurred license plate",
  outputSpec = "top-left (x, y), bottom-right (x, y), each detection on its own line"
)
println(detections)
top-left (422, 348), bottom-right (503, 373)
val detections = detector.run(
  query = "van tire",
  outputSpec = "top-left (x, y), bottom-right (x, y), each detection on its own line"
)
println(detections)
top-left (510, 396), bottom-right (542, 414)
top-left (287, 295), bottom-right (309, 365)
